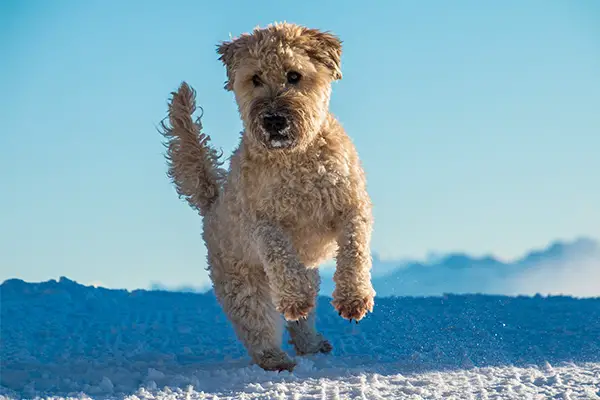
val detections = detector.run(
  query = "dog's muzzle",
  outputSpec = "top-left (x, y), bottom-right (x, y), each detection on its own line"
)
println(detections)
top-left (263, 114), bottom-right (288, 134)
top-left (262, 114), bottom-right (293, 149)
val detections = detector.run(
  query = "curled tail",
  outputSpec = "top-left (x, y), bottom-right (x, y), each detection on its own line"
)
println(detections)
top-left (159, 82), bottom-right (225, 216)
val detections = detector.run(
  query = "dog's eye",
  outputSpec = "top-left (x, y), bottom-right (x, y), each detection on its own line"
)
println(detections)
top-left (252, 74), bottom-right (262, 87)
top-left (286, 71), bottom-right (301, 84)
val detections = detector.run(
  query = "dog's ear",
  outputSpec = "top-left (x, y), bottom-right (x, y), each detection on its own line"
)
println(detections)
top-left (216, 40), bottom-right (235, 91)
top-left (302, 28), bottom-right (343, 81)
top-left (217, 36), bottom-right (249, 91)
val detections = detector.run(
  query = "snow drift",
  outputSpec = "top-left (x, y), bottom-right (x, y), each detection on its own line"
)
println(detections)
top-left (1, 278), bottom-right (599, 399)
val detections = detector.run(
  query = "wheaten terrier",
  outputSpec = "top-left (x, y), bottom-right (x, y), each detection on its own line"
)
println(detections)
top-left (160, 22), bottom-right (375, 372)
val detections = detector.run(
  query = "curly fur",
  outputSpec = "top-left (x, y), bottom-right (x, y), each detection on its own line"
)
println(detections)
top-left (159, 22), bottom-right (375, 372)
top-left (160, 85), bottom-right (226, 216)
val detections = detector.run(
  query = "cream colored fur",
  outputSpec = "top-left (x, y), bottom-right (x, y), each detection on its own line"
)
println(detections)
top-left (159, 22), bottom-right (375, 372)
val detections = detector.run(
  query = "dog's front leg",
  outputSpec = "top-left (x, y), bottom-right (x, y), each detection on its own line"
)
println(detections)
top-left (332, 209), bottom-right (376, 322)
top-left (252, 221), bottom-right (318, 321)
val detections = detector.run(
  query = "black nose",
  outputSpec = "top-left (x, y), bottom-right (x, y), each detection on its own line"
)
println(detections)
top-left (262, 114), bottom-right (288, 133)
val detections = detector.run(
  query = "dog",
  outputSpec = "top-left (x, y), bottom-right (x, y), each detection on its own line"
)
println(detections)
top-left (160, 22), bottom-right (375, 372)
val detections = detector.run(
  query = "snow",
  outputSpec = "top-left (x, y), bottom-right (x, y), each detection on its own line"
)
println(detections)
top-left (1, 277), bottom-right (599, 399)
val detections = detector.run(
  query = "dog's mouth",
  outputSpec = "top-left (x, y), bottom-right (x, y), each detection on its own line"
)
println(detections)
top-left (269, 133), bottom-right (288, 141)
top-left (268, 133), bottom-right (294, 149)
top-left (264, 127), bottom-right (295, 149)
top-left (257, 112), bottom-right (296, 150)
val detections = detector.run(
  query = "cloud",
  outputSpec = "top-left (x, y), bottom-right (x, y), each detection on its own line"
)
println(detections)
top-left (152, 237), bottom-right (600, 298)
top-left (502, 254), bottom-right (600, 297)
top-left (320, 237), bottom-right (600, 298)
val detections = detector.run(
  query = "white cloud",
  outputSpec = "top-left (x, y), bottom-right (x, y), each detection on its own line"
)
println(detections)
top-left (502, 255), bottom-right (600, 297)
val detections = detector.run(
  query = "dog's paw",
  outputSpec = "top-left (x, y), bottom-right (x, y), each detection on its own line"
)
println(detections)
top-left (277, 297), bottom-right (315, 321)
top-left (291, 337), bottom-right (333, 356)
top-left (288, 330), bottom-right (333, 356)
top-left (255, 348), bottom-right (296, 373)
top-left (318, 339), bottom-right (333, 354)
top-left (331, 293), bottom-right (374, 322)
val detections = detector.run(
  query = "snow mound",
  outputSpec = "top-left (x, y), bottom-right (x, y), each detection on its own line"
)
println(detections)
top-left (1, 278), bottom-right (599, 399)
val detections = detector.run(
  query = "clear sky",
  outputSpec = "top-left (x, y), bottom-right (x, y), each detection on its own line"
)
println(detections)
top-left (1, 0), bottom-right (599, 290)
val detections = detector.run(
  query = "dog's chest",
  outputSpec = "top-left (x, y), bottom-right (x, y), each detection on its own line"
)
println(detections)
top-left (248, 160), bottom-right (348, 227)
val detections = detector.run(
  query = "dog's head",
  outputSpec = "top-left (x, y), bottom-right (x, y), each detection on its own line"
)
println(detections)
top-left (217, 23), bottom-right (342, 152)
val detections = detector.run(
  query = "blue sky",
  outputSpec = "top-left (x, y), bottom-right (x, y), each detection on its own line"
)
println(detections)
top-left (1, 0), bottom-right (599, 290)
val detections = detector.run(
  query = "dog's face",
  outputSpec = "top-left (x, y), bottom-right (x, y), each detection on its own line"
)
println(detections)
top-left (217, 23), bottom-right (342, 152)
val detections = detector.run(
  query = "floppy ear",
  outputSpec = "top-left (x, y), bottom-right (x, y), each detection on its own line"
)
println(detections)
top-left (216, 34), bottom-right (255, 91)
top-left (216, 40), bottom-right (237, 91)
top-left (302, 28), bottom-right (343, 81)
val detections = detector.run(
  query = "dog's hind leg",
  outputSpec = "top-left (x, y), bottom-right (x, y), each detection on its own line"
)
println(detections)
top-left (209, 256), bottom-right (296, 372)
top-left (286, 268), bottom-right (333, 356)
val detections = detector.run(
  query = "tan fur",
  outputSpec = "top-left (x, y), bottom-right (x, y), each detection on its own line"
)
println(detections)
top-left (159, 22), bottom-right (375, 372)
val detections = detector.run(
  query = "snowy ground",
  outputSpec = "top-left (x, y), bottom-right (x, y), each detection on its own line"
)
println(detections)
top-left (1, 278), bottom-right (599, 399)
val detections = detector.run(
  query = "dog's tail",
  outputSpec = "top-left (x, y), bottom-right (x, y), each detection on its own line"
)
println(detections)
top-left (159, 82), bottom-right (225, 217)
